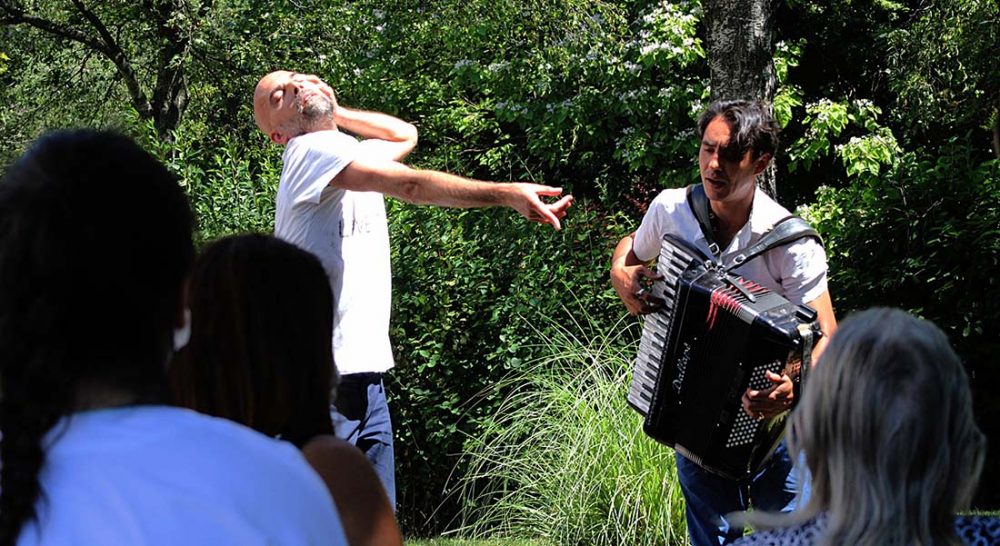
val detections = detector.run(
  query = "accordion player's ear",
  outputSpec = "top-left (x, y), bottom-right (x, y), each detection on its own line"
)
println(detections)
top-left (752, 152), bottom-right (773, 175)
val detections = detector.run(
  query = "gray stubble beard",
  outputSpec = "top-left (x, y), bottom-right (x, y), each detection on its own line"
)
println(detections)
top-left (296, 93), bottom-right (336, 134)
top-left (299, 94), bottom-right (334, 118)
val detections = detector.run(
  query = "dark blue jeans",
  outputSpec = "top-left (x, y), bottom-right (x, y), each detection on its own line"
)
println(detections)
top-left (331, 372), bottom-right (395, 508)
top-left (676, 442), bottom-right (808, 546)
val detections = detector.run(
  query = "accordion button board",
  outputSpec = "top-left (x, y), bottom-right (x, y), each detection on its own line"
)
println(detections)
top-left (628, 234), bottom-right (820, 480)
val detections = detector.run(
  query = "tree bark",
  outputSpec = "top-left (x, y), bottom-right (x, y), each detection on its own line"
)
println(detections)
top-left (702, 0), bottom-right (779, 198)
top-left (144, 0), bottom-right (191, 140)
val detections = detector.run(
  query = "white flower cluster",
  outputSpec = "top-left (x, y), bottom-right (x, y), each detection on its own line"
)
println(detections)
top-left (487, 61), bottom-right (510, 73)
top-left (635, 3), bottom-right (701, 63)
top-left (495, 101), bottom-right (529, 116)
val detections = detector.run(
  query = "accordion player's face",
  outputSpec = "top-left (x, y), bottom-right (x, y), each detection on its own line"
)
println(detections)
top-left (699, 116), bottom-right (767, 207)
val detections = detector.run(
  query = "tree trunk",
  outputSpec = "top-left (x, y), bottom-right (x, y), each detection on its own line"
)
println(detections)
top-left (702, 0), bottom-right (779, 198)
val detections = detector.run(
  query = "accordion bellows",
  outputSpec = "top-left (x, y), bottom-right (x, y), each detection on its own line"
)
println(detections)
top-left (628, 234), bottom-right (820, 480)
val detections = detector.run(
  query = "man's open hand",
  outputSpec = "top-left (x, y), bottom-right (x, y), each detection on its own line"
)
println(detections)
top-left (508, 183), bottom-right (574, 230)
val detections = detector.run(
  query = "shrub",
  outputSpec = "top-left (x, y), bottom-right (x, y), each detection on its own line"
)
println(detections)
top-left (803, 145), bottom-right (1000, 506)
top-left (803, 146), bottom-right (998, 366)
top-left (135, 118), bottom-right (282, 244)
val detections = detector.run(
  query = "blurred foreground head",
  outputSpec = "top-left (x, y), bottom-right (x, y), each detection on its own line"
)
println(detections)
top-left (790, 307), bottom-right (986, 546)
top-left (171, 234), bottom-right (335, 447)
top-left (0, 130), bottom-right (193, 544)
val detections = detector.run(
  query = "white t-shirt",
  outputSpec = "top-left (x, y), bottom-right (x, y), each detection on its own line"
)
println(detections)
top-left (19, 405), bottom-right (347, 546)
top-left (275, 130), bottom-right (394, 374)
top-left (632, 186), bottom-right (828, 305)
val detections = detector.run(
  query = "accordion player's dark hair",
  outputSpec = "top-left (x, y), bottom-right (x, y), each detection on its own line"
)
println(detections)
top-left (697, 100), bottom-right (779, 160)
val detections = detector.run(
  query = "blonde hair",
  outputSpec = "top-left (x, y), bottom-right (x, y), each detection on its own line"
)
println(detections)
top-left (747, 307), bottom-right (986, 546)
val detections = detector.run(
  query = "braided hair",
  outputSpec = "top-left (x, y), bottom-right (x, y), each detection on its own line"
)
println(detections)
top-left (0, 130), bottom-right (194, 545)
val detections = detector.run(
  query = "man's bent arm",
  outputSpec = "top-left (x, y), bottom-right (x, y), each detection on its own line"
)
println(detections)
top-left (335, 106), bottom-right (417, 161)
top-left (333, 157), bottom-right (572, 229)
top-left (742, 288), bottom-right (838, 418)
top-left (805, 289), bottom-right (837, 364)
top-left (610, 233), bottom-right (659, 315)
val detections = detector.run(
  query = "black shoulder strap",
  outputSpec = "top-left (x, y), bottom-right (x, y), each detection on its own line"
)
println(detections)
top-left (685, 184), bottom-right (720, 258)
top-left (723, 216), bottom-right (823, 271)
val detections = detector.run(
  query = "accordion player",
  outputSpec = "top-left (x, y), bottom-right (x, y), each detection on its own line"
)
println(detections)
top-left (627, 231), bottom-right (822, 481)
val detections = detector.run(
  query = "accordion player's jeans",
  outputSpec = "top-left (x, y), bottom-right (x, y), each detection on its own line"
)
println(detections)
top-left (331, 372), bottom-right (396, 510)
top-left (676, 441), bottom-right (810, 546)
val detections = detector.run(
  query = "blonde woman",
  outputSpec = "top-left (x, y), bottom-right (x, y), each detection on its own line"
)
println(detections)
top-left (734, 308), bottom-right (998, 546)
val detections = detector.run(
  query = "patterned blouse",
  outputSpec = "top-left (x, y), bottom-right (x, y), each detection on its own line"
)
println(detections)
top-left (732, 515), bottom-right (1000, 545)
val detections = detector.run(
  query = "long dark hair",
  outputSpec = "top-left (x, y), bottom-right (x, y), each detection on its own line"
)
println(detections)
top-left (170, 234), bottom-right (336, 447)
top-left (0, 130), bottom-right (194, 545)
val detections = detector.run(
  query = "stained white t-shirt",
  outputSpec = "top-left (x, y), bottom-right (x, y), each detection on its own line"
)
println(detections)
top-left (18, 405), bottom-right (347, 546)
top-left (275, 130), bottom-right (394, 374)
top-left (632, 186), bottom-right (828, 305)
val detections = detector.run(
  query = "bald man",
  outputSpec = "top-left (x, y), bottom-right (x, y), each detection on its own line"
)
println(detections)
top-left (253, 70), bottom-right (573, 506)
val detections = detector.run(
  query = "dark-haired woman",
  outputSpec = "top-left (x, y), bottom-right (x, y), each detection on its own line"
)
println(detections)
top-left (0, 130), bottom-right (346, 546)
top-left (170, 234), bottom-right (402, 546)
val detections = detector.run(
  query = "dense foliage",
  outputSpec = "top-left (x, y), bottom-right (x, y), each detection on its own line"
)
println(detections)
top-left (387, 202), bottom-right (631, 529)
top-left (1, 0), bottom-right (997, 538)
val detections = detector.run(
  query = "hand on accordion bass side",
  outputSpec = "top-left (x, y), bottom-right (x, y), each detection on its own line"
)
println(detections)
top-left (741, 370), bottom-right (795, 420)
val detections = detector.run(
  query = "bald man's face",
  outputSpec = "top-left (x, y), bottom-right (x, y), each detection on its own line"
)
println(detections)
top-left (253, 71), bottom-right (338, 145)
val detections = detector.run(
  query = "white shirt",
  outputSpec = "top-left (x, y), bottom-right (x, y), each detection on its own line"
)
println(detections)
top-left (19, 405), bottom-right (347, 546)
top-left (632, 186), bottom-right (828, 305)
top-left (275, 130), bottom-right (394, 374)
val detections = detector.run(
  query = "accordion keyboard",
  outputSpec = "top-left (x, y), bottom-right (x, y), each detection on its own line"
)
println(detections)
top-left (627, 239), bottom-right (701, 415)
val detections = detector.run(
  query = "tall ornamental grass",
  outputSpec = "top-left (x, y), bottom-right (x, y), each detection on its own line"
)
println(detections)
top-left (452, 311), bottom-right (689, 545)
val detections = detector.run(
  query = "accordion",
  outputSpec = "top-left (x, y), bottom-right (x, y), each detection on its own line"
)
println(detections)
top-left (627, 234), bottom-right (821, 480)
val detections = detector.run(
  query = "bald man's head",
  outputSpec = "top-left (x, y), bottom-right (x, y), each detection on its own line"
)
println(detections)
top-left (253, 71), bottom-right (337, 145)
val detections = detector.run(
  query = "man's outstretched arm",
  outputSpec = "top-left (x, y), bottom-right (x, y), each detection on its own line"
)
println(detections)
top-left (332, 157), bottom-right (573, 230)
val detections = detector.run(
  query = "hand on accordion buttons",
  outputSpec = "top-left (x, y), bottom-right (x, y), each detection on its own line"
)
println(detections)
top-left (742, 371), bottom-right (795, 420)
